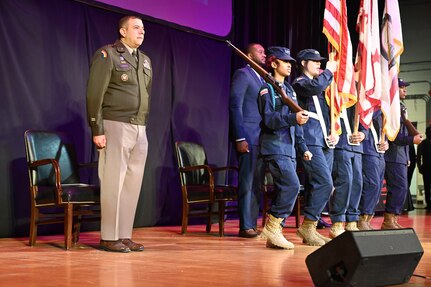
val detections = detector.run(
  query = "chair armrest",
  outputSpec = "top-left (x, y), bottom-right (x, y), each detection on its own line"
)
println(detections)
top-left (28, 158), bottom-right (63, 203)
top-left (78, 161), bottom-right (98, 169)
top-left (211, 166), bottom-right (239, 173)
top-left (178, 164), bottom-right (215, 194)
top-left (179, 164), bottom-right (213, 176)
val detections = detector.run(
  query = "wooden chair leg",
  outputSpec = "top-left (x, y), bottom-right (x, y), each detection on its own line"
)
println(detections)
top-left (218, 201), bottom-right (226, 237)
top-left (181, 204), bottom-right (189, 234)
top-left (206, 204), bottom-right (212, 233)
top-left (64, 204), bottom-right (73, 250)
top-left (29, 206), bottom-right (38, 246)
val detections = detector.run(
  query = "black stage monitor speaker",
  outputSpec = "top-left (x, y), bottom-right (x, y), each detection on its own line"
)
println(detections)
top-left (306, 229), bottom-right (423, 287)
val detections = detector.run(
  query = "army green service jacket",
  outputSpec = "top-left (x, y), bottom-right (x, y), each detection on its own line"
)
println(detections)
top-left (86, 40), bottom-right (152, 136)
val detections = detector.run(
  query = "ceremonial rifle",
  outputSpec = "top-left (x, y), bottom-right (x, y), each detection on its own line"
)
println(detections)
top-left (401, 105), bottom-right (420, 136)
top-left (226, 40), bottom-right (303, 113)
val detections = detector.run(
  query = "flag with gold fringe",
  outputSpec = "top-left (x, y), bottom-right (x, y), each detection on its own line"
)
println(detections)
top-left (380, 0), bottom-right (403, 141)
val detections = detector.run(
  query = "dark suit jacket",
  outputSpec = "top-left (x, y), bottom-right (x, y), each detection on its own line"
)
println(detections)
top-left (229, 65), bottom-right (263, 146)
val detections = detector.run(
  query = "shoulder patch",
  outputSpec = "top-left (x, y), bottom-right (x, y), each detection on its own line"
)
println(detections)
top-left (260, 88), bottom-right (268, 96)
top-left (100, 50), bottom-right (107, 58)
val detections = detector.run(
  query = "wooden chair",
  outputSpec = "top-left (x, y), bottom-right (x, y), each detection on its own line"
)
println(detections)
top-left (261, 171), bottom-right (304, 228)
top-left (174, 141), bottom-right (238, 236)
top-left (24, 130), bottom-right (100, 250)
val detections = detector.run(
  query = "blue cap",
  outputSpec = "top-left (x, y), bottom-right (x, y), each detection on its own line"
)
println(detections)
top-left (398, 78), bottom-right (410, 87)
top-left (267, 46), bottom-right (295, 62)
top-left (296, 49), bottom-right (326, 62)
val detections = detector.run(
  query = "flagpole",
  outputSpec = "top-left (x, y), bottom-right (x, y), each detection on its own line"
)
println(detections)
top-left (353, 96), bottom-right (360, 134)
top-left (329, 50), bottom-right (336, 138)
top-left (381, 111), bottom-right (386, 144)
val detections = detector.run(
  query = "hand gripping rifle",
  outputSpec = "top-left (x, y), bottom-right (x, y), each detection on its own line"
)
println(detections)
top-left (226, 40), bottom-right (303, 113)
top-left (401, 105), bottom-right (420, 136)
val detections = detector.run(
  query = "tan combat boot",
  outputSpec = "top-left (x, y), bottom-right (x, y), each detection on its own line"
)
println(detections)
top-left (261, 214), bottom-right (294, 249)
top-left (358, 214), bottom-right (374, 230)
top-left (296, 218), bottom-right (330, 246)
top-left (345, 221), bottom-right (359, 231)
top-left (381, 212), bottom-right (402, 229)
top-left (329, 222), bottom-right (345, 238)
top-left (394, 214), bottom-right (404, 228)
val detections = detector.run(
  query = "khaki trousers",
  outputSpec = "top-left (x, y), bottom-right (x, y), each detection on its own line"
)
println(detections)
top-left (98, 120), bottom-right (148, 240)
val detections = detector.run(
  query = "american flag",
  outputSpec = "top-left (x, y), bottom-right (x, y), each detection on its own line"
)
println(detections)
top-left (322, 0), bottom-right (357, 134)
top-left (380, 0), bottom-right (403, 141)
top-left (354, 0), bottom-right (382, 128)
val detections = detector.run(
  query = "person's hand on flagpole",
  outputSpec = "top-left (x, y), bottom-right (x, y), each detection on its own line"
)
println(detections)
top-left (351, 131), bottom-right (366, 144)
top-left (327, 133), bottom-right (339, 146)
top-left (325, 60), bottom-right (338, 74)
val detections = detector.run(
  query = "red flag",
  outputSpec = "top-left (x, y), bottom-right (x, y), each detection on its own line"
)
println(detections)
top-left (354, 0), bottom-right (382, 128)
top-left (323, 0), bottom-right (357, 134)
top-left (380, 0), bottom-right (403, 141)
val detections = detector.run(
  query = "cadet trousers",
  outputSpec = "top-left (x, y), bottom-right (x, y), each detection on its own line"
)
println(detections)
top-left (360, 154), bottom-right (385, 215)
top-left (264, 154), bottom-right (300, 220)
top-left (384, 161), bottom-right (408, 215)
top-left (330, 149), bottom-right (362, 223)
top-left (302, 145), bottom-right (334, 222)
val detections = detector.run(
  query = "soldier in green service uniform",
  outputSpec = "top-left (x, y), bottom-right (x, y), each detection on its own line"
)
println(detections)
top-left (86, 15), bottom-right (152, 253)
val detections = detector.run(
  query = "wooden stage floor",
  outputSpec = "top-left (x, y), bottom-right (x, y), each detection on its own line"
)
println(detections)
top-left (1, 209), bottom-right (431, 287)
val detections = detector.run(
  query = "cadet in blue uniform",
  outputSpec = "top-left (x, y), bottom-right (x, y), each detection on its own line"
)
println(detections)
top-left (358, 110), bottom-right (388, 230)
top-left (229, 43), bottom-right (267, 238)
top-left (383, 79), bottom-right (423, 229)
top-left (293, 49), bottom-right (338, 246)
top-left (329, 107), bottom-right (366, 238)
top-left (258, 46), bottom-right (311, 249)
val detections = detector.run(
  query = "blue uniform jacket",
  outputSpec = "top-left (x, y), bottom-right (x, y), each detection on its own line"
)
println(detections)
top-left (363, 110), bottom-right (384, 157)
top-left (292, 70), bottom-right (333, 147)
top-left (229, 65), bottom-right (263, 145)
top-left (258, 82), bottom-right (308, 157)
top-left (335, 107), bottom-right (367, 153)
top-left (384, 104), bottom-right (413, 165)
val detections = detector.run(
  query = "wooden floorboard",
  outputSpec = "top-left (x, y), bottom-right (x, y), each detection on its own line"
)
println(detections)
top-left (1, 209), bottom-right (431, 286)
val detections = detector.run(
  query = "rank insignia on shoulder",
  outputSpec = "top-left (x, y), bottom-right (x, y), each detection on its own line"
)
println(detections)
top-left (143, 59), bottom-right (151, 70)
top-left (100, 50), bottom-right (107, 58)
top-left (296, 77), bottom-right (304, 81)
top-left (259, 88), bottom-right (268, 96)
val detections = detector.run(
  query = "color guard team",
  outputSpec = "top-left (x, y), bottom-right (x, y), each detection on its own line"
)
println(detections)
top-left (229, 43), bottom-right (424, 250)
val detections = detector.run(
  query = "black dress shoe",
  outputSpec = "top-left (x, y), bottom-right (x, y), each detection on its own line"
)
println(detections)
top-left (121, 239), bottom-right (144, 251)
top-left (239, 229), bottom-right (259, 238)
top-left (100, 240), bottom-right (131, 253)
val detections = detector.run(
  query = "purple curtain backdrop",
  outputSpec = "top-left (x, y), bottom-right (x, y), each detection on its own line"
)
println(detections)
top-left (0, 0), bottom-right (232, 237)
top-left (0, 0), bottom-right (366, 238)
